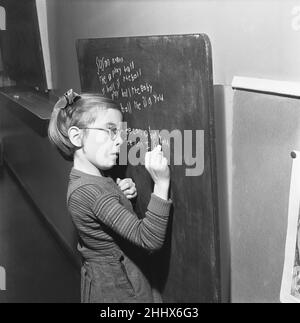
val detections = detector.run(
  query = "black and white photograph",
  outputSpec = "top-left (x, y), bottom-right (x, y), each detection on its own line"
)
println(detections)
top-left (0, 0), bottom-right (300, 306)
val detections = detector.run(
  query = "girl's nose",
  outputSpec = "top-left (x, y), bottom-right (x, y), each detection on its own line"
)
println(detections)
top-left (115, 131), bottom-right (124, 146)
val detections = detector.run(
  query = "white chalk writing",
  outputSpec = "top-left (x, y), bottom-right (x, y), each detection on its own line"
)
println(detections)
top-left (95, 56), bottom-right (165, 113)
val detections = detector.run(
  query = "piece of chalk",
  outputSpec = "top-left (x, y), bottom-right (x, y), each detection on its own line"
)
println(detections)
top-left (291, 151), bottom-right (297, 159)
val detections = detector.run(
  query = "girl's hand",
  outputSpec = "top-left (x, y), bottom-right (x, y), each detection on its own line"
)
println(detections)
top-left (116, 178), bottom-right (137, 200)
top-left (145, 145), bottom-right (170, 200)
top-left (145, 145), bottom-right (170, 184)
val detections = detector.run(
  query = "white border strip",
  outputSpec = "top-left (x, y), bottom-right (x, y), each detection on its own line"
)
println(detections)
top-left (0, 6), bottom-right (6, 30)
top-left (232, 76), bottom-right (300, 97)
top-left (36, 0), bottom-right (53, 89)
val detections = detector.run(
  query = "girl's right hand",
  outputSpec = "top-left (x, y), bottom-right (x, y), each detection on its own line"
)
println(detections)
top-left (145, 145), bottom-right (170, 188)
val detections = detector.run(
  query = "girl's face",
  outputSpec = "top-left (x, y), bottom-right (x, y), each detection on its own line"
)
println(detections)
top-left (82, 108), bottom-right (123, 171)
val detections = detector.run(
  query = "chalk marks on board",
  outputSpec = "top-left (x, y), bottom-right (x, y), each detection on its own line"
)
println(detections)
top-left (95, 53), bottom-right (204, 176)
top-left (124, 125), bottom-right (170, 151)
top-left (96, 55), bottom-right (164, 113)
top-left (96, 54), bottom-right (173, 164)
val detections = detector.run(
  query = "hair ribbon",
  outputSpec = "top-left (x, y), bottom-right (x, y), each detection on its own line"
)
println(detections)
top-left (62, 89), bottom-right (81, 109)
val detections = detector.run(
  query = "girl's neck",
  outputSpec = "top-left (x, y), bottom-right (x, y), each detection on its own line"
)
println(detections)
top-left (73, 152), bottom-right (102, 177)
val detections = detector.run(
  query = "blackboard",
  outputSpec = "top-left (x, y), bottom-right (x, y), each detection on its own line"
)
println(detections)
top-left (76, 34), bottom-right (220, 302)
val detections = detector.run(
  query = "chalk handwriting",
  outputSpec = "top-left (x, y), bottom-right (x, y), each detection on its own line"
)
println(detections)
top-left (95, 56), bottom-right (164, 113)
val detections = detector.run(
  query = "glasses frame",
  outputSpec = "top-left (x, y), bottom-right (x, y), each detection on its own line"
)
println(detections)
top-left (80, 127), bottom-right (120, 141)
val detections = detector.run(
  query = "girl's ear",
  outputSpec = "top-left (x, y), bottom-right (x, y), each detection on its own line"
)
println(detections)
top-left (68, 126), bottom-right (83, 147)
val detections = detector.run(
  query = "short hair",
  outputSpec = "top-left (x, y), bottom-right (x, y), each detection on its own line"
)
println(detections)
top-left (48, 92), bottom-right (119, 161)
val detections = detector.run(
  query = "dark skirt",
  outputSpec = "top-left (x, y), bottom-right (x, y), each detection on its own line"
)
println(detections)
top-left (81, 249), bottom-right (162, 303)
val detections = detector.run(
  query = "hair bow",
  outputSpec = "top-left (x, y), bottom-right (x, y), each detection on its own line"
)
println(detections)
top-left (63, 89), bottom-right (81, 108)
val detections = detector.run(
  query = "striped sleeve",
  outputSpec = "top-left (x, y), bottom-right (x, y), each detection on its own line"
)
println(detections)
top-left (92, 192), bottom-right (172, 251)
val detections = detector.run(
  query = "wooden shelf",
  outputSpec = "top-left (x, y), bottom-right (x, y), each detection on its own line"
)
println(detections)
top-left (0, 87), bottom-right (56, 136)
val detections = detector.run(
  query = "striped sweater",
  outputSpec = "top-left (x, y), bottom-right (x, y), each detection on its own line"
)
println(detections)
top-left (67, 168), bottom-right (172, 260)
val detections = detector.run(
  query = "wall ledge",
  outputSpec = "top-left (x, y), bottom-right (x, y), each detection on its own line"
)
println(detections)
top-left (232, 76), bottom-right (300, 98)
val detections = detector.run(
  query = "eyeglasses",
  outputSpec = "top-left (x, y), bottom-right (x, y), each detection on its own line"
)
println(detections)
top-left (80, 127), bottom-right (121, 141)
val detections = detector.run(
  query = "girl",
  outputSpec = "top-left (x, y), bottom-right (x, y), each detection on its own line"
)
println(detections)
top-left (48, 89), bottom-right (171, 303)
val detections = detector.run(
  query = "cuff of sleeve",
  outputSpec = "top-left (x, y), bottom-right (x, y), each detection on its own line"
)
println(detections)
top-left (148, 193), bottom-right (172, 216)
